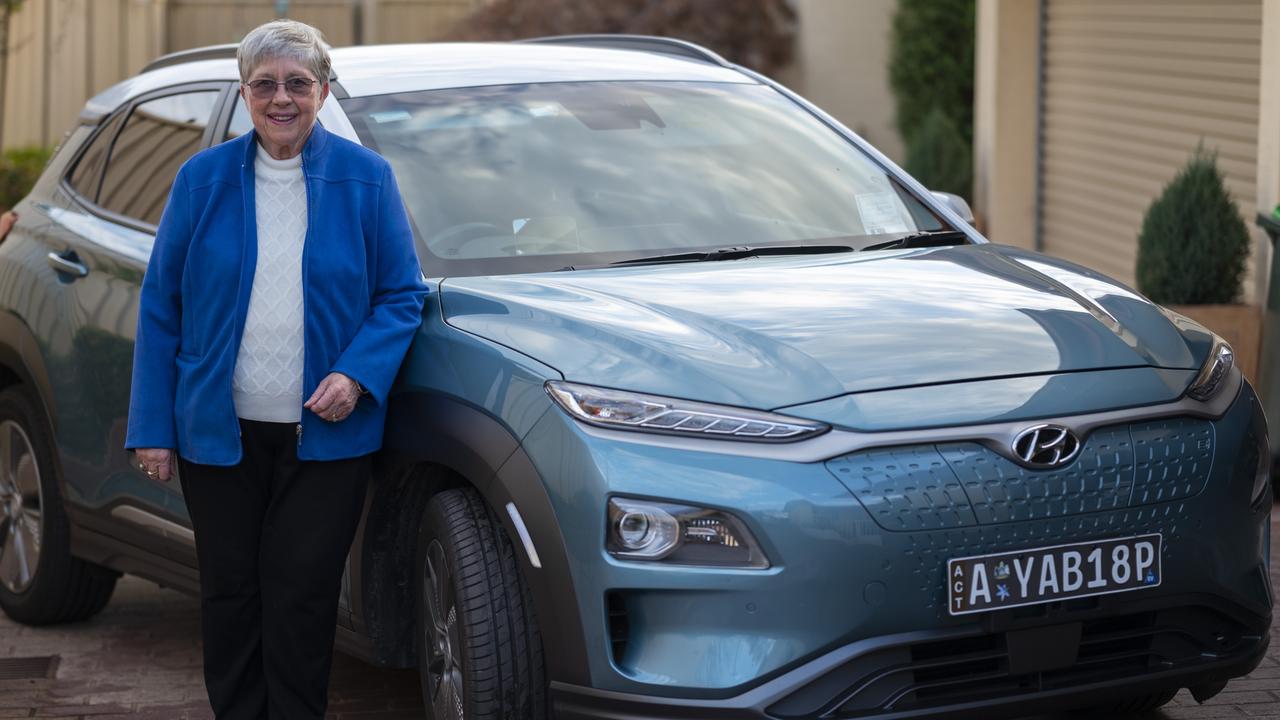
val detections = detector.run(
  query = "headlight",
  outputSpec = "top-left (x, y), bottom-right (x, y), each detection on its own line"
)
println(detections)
top-left (545, 381), bottom-right (828, 442)
top-left (607, 497), bottom-right (769, 568)
top-left (1187, 337), bottom-right (1235, 401)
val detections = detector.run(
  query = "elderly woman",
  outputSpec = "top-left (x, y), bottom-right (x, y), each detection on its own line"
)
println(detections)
top-left (125, 20), bottom-right (426, 718)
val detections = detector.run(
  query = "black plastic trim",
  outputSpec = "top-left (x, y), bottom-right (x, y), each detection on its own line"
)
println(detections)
top-left (68, 522), bottom-right (199, 593)
top-left (142, 44), bottom-right (240, 74)
top-left (356, 392), bottom-right (591, 684)
top-left (552, 617), bottom-right (1269, 720)
top-left (141, 43), bottom-right (341, 81)
top-left (485, 442), bottom-right (592, 686)
top-left (381, 392), bottom-right (519, 491)
top-left (0, 322), bottom-right (70, 508)
top-left (0, 321), bottom-right (57, 437)
top-left (517, 34), bottom-right (731, 67)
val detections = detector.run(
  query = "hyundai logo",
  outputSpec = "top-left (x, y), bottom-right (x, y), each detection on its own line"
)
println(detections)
top-left (1011, 424), bottom-right (1081, 468)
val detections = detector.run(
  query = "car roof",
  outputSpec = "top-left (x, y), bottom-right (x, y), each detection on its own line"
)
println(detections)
top-left (333, 43), bottom-right (753, 96)
top-left (81, 42), bottom-right (754, 122)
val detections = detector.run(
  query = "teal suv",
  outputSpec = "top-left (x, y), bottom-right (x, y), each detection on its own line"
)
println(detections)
top-left (0, 36), bottom-right (1271, 720)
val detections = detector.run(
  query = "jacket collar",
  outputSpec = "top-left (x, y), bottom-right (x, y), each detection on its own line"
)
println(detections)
top-left (240, 122), bottom-right (330, 169)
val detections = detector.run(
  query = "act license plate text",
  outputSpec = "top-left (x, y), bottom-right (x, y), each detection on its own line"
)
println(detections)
top-left (947, 534), bottom-right (1162, 616)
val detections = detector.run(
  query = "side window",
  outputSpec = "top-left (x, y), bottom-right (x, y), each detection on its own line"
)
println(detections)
top-left (98, 91), bottom-right (220, 226)
top-left (66, 111), bottom-right (127, 202)
top-left (225, 94), bottom-right (253, 142)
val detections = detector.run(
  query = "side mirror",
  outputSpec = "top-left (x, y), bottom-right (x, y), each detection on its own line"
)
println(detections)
top-left (931, 191), bottom-right (974, 225)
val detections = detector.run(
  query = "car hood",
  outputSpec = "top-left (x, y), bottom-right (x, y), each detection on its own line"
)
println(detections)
top-left (439, 244), bottom-right (1210, 410)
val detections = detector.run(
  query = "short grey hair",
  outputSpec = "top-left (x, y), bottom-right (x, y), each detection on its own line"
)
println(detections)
top-left (237, 19), bottom-right (331, 84)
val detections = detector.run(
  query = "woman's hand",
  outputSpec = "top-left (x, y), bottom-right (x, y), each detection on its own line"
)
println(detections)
top-left (0, 211), bottom-right (17, 242)
top-left (136, 448), bottom-right (175, 482)
top-left (304, 372), bottom-right (362, 423)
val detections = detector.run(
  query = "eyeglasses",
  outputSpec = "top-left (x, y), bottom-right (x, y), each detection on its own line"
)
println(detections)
top-left (244, 77), bottom-right (317, 99)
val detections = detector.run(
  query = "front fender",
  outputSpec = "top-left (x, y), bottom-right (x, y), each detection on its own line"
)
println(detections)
top-left (356, 392), bottom-right (591, 685)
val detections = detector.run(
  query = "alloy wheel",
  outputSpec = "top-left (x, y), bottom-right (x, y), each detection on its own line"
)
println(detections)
top-left (0, 420), bottom-right (42, 593)
top-left (423, 539), bottom-right (464, 720)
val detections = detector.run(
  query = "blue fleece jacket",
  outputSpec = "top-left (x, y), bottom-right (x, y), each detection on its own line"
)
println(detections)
top-left (125, 125), bottom-right (428, 465)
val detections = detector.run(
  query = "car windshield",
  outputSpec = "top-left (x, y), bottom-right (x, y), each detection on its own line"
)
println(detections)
top-left (341, 81), bottom-right (945, 276)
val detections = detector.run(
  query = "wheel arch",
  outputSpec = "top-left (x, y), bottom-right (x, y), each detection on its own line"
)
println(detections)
top-left (358, 391), bottom-right (591, 686)
top-left (0, 314), bottom-right (68, 500)
top-left (0, 313), bottom-right (59, 432)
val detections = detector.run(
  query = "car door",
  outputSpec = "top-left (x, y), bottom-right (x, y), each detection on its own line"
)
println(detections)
top-left (35, 83), bottom-right (231, 561)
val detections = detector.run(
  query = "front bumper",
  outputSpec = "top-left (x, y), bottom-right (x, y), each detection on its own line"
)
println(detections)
top-left (552, 598), bottom-right (1269, 719)
top-left (517, 378), bottom-right (1272, 715)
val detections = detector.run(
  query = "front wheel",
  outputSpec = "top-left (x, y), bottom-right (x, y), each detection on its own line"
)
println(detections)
top-left (415, 487), bottom-right (546, 720)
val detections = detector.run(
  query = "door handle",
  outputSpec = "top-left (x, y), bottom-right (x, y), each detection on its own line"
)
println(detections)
top-left (47, 251), bottom-right (88, 278)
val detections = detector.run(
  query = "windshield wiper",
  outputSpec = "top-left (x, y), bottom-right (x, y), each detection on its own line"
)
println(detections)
top-left (607, 244), bottom-right (855, 267)
top-left (859, 229), bottom-right (970, 252)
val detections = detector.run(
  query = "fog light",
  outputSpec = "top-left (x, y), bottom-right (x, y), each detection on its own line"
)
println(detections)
top-left (607, 497), bottom-right (769, 568)
top-left (617, 510), bottom-right (654, 548)
top-left (608, 499), bottom-right (679, 558)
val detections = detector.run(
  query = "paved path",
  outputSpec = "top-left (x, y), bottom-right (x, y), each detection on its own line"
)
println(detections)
top-left (1, 513), bottom-right (1277, 719)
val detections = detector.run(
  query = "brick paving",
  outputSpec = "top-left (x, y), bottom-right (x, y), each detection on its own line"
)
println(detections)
top-left (0, 514), bottom-right (1277, 719)
top-left (0, 577), bottom-right (424, 719)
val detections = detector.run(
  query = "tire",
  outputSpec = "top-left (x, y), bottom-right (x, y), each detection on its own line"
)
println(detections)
top-left (1080, 688), bottom-right (1178, 716)
top-left (415, 487), bottom-right (546, 720)
top-left (0, 386), bottom-right (117, 624)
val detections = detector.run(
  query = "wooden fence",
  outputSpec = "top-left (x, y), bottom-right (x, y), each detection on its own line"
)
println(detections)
top-left (1, 0), bottom-right (482, 150)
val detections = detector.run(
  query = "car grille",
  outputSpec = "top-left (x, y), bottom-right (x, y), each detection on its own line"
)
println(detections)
top-left (765, 604), bottom-right (1260, 719)
top-left (826, 417), bottom-right (1213, 532)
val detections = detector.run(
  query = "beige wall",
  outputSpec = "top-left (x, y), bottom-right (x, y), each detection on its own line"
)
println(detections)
top-left (973, 0), bottom-right (1037, 247)
top-left (367, 0), bottom-right (480, 44)
top-left (781, 0), bottom-right (902, 163)
top-left (3, 0), bottom-right (165, 149)
top-left (0, 0), bottom-right (481, 151)
top-left (1255, 0), bottom-right (1280, 303)
top-left (5, 0), bottom-right (897, 155)
top-left (975, 0), bottom-right (1280, 307)
top-left (167, 0), bottom-right (360, 48)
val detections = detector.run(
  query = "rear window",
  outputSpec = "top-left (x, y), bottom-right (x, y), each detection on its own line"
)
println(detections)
top-left (97, 91), bottom-right (219, 225)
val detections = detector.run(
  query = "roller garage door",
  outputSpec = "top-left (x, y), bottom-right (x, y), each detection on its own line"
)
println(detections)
top-left (1039, 0), bottom-right (1261, 295)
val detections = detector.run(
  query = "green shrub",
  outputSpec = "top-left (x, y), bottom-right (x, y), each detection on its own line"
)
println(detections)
top-left (1135, 148), bottom-right (1249, 305)
top-left (904, 106), bottom-right (971, 200)
top-left (889, 0), bottom-right (975, 198)
top-left (0, 146), bottom-right (51, 211)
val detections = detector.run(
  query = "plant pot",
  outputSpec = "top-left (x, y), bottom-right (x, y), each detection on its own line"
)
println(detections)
top-left (1167, 303), bottom-right (1260, 385)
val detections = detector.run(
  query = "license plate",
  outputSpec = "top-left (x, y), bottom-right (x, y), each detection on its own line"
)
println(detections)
top-left (947, 534), bottom-right (1162, 616)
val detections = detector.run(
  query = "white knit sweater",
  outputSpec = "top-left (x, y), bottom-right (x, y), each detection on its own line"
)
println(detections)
top-left (232, 146), bottom-right (306, 423)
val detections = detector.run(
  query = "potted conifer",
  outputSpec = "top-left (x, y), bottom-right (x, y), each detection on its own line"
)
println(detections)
top-left (1135, 148), bottom-right (1258, 380)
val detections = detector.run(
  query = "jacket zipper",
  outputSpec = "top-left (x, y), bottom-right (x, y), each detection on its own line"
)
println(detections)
top-left (298, 150), bottom-right (313, 452)
top-left (230, 156), bottom-right (255, 446)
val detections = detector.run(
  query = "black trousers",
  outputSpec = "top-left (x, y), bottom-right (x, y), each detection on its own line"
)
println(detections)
top-left (178, 419), bottom-right (370, 720)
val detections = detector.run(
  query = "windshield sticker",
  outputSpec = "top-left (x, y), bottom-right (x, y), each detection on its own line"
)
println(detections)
top-left (370, 110), bottom-right (412, 124)
top-left (856, 192), bottom-right (910, 235)
top-left (528, 104), bottom-right (561, 117)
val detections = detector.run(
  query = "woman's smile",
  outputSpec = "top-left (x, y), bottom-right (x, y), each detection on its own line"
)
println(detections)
top-left (242, 56), bottom-right (328, 160)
